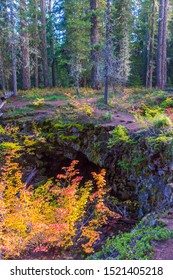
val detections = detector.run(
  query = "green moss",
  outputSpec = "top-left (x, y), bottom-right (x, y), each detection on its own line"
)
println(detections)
top-left (5, 106), bottom-right (34, 118)
top-left (59, 134), bottom-right (78, 141)
top-left (147, 133), bottom-right (173, 154)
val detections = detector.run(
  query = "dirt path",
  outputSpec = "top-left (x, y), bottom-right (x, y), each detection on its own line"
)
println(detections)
top-left (152, 209), bottom-right (173, 260)
top-left (6, 97), bottom-right (144, 132)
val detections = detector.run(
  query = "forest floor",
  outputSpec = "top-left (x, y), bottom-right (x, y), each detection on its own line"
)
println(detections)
top-left (152, 209), bottom-right (173, 260)
top-left (1, 87), bottom-right (173, 260)
top-left (5, 96), bottom-right (145, 131)
top-left (14, 210), bottom-right (173, 260)
top-left (14, 218), bottom-right (136, 260)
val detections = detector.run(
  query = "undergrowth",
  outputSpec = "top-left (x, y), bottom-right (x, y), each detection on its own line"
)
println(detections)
top-left (0, 150), bottom-right (120, 259)
top-left (88, 222), bottom-right (173, 260)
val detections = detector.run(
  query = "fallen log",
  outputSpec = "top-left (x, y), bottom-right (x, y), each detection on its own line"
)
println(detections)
top-left (25, 167), bottom-right (38, 188)
top-left (0, 92), bottom-right (14, 117)
top-left (3, 92), bottom-right (15, 98)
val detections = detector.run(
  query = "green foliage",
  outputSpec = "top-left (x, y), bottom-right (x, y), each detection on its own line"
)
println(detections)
top-left (88, 222), bottom-right (173, 260)
top-left (32, 98), bottom-right (45, 107)
top-left (107, 125), bottom-right (134, 148)
top-left (0, 125), bottom-right (5, 134)
top-left (140, 104), bottom-right (162, 118)
top-left (147, 133), bottom-right (173, 153)
top-left (103, 111), bottom-right (113, 121)
top-left (5, 106), bottom-right (34, 118)
top-left (153, 115), bottom-right (172, 128)
top-left (118, 156), bottom-right (145, 171)
top-left (0, 142), bottom-right (22, 151)
top-left (161, 98), bottom-right (173, 108)
top-left (117, 160), bottom-right (131, 171)
top-left (95, 97), bottom-right (110, 110)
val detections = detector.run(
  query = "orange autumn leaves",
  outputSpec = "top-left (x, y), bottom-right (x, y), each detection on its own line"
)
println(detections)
top-left (0, 152), bottom-right (120, 258)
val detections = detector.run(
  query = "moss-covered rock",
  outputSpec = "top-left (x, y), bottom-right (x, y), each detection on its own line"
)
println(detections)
top-left (1, 116), bottom-right (173, 218)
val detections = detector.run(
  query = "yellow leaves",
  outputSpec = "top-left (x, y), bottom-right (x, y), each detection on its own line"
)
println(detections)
top-left (91, 169), bottom-right (106, 189)
top-left (0, 154), bottom-right (121, 258)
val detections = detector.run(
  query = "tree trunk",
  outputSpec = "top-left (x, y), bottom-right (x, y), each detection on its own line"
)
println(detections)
top-left (49, 0), bottom-right (56, 87)
top-left (9, 0), bottom-right (17, 96)
top-left (162, 0), bottom-right (169, 89)
top-left (34, 49), bottom-right (39, 88)
top-left (90, 0), bottom-right (99, 89)
top-left (157, 0), bottom-right (164, 89)
top-left (146, 0), bottom-right (156, 88)
top-left (0, 50), bottom-right (6, 93)
top-left (33, 0), bottom-right (39, 88)
top-left (40, 0), bottom-right (49, 87)
top-left (104, 0), bottom-right (110, 105)
top-left (20, 0), bottom-right (31, 90)
top-left (156, 0), bottom-right (168, 90)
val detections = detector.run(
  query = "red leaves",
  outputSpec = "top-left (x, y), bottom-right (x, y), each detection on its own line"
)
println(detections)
top-left (33, 244), bottom-right (48, 253)
top-left (1, 156), bottom-right (120, 257)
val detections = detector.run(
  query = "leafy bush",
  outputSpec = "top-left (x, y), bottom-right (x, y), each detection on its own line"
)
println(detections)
top-left (153, 115), bottom-right (172, 128)
top-left (32, 98), bottom-right (45, 107)
top-left (0, 152), bottom-right (120, 258)
top-left (107, 125), bottom-right (134, 148)
top-left (103, 112), bottom-right (113, 121)
top-left (140, 104), bottom-right (162, 118)
top-left (0, 125), bottom-right (5, 134)
top-left (161, 97), bottom-right (173, 109)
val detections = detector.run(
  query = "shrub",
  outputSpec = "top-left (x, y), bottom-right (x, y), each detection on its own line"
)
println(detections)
top-left (107, 125), bottom-right (134, 148)
top-left (103, 112), bottom-right (113, 121)
top-left (140, 104), bottom-right (162, 118)
top-left (0, 152), bottom-right (120, 258)
top-left (32, 98), bottom-right (45, 107)
top-left (153, 115), bottom-right (172, 128)
top-left (161, 97), bottom-right (173, 109)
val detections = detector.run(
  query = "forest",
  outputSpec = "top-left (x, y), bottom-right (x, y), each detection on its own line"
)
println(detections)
top-left (1, 0), bottom-right (173, 260)
top-left (0, 0), bottom-right (173, 95)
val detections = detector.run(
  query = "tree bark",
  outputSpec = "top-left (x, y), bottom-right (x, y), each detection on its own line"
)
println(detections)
top-left (90, 0), bottom-right (100, 89)
top-left (146, 0), bottom-right (156, 88)
top-left (162, 0), bottom-right (169, 89)
top-left (40, 0), bottom-right (49, 87)
top-left (0, 50), bottom-right (6, 93)
top-left (156, 0), bottom-right (169, 90)
top-left (157, 0), bottom-right (164, 89)
top-left (20, 0), bottom-right (31, 90)
top-left (49, 0), bottom-right (56, 87)
top-left (9, 0), bottom-right (17, 96)
top-left (33, 0), bottom-right (39, 88)
top-left (104, 0), bottom-right (110, 105)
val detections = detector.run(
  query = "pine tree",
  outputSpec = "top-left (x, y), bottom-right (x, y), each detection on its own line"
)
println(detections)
top-left (90, 0), bottom-right (100, 89)
top-left (156, 0), bottom-right (169, 89)
top-left (48, 0), bottom-right (57, 87)
top-left (40, 0), bottom-right (49, 87)
top-left (9, 0), bottom-right (17, 95)
top-left (146, 0), bottom-right (157, 88)
top-left (20, 0), bottom-right (31, 90)
top-left (111, 0), bottom-right (132, 86)
top-left (104, 0), bottom-right (110, 105)
top-left (0, 1), bottom-right (6, 93)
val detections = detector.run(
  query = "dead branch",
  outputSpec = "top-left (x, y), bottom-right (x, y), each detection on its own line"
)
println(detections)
top-left (25, 168), bottom-right (38, 188)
